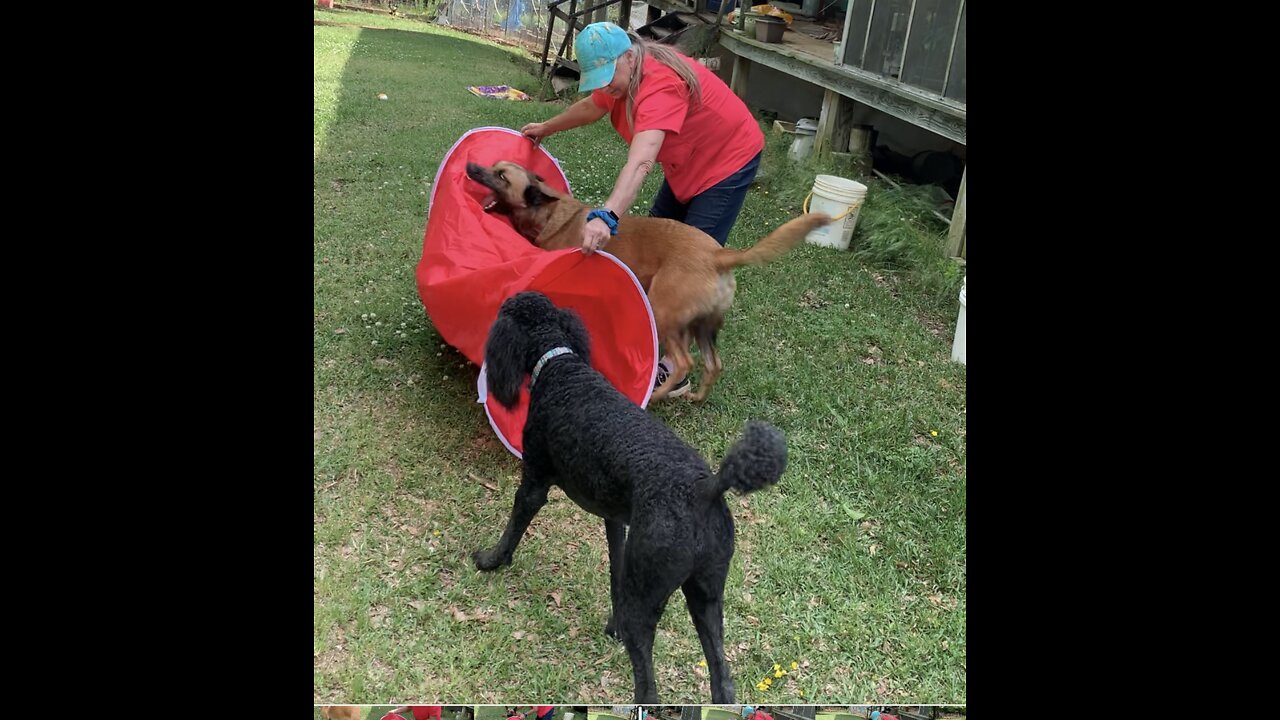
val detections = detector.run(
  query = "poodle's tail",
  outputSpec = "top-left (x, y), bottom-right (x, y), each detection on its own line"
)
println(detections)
top-left (705, 420), bottom-right (788, 498)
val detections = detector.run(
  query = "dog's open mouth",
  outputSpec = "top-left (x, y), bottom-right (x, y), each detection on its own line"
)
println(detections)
top-left (464, 164), bottom-right (502, 212)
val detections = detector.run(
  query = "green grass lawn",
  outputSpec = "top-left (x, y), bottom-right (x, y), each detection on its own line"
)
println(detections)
top-left (315, 7), bottom-right (965, 706)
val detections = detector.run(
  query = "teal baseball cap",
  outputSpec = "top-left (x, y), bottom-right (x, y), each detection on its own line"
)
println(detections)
top-left (575, 22), bottom-right (633, 92)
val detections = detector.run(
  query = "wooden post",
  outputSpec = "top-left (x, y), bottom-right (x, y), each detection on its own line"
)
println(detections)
top-left (847, 123), bottom-right (873, 173)
top-left (540, 1), bottom-right (559, 77)
top-left (730, 54), bottom-right (751, 99)
top-left (814, 88), bottom-right (854, 158)
top-left (945, 165), bottom-right (966, 260)
top-left (557, 0), bottom-right (578, 64)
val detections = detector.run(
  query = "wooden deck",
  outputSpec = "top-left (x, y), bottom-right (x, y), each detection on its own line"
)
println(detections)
top-left (720, 24), bottom-right (965, 145)
top-left (644, 0), bottom-right (967, 261)
top-left (644, 0), bottom-right (964, 145)
top-left (770, 16), bottom-right (846, 62)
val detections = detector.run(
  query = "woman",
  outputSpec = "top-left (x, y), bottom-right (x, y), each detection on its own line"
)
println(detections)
top-left (521, 21), bottom-right (765, 395)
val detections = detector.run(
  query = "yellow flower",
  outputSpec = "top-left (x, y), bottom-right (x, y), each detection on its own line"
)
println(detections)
top-left (930, 430), bottom-right (938, 437)
top-left (432, 530), bottom-right (442, 536)
top-left (698, 660), bottom-right (707, 667)
top-left (756, 683), bottom-right (767, 691)
top-left (791, 661), bottom-right (799, 670)
top-left (774, 663), bottom-right (781, 671)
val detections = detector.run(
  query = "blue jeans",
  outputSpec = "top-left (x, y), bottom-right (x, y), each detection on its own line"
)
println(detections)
top-left (648, 151), bottom-right (762, 247)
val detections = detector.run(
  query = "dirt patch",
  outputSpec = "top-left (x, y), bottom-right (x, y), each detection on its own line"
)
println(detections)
top-left (314, 643), bottom-right (349, 674)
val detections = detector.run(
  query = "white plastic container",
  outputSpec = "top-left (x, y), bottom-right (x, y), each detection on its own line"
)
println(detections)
top-left (788, 117), bottom-right (819, 161)
top-left (950, 276), bottom-right (966, 364)
top-left (803, 174), bottom-right (868, 249)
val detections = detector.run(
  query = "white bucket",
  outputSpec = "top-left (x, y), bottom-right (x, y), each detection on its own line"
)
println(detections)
top-left (803, 174), bottom-right (868, 250)
top-left (950, 276), bottom-right (966, 364)
top-left (788, 117), bottom-right (818, 161)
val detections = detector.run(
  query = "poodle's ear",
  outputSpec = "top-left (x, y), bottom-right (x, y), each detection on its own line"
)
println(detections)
top-left (483, 310), bottom-right (527, 409)
top-left (555, 305), bottom-right (591, 365)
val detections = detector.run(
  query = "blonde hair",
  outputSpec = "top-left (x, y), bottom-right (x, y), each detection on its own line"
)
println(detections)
top-left (623, 31), bottom-right (702, 133)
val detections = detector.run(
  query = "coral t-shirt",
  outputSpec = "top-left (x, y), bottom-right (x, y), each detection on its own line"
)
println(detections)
top-left (412, 708), bottom-right (443, 720)
top-left (592, 52), bottom-right (764, 203)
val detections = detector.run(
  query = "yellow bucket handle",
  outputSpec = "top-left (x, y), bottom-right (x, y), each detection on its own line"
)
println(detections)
top-left (803, 192), bottom-right (862, 220)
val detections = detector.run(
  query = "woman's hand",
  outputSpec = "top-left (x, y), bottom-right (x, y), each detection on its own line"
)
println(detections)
top-left (582, 217), bottom-right (612, 254)
top-left (520, 122), bottom-right (554, 145)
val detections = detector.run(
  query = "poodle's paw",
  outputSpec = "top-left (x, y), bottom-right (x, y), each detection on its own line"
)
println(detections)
top-left (472, 547), bottom-right (508, 571)
top-left (603, 615), bottom-right (624, 642)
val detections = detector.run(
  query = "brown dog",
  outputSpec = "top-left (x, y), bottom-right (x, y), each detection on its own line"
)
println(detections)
top-left (320, 707), bottom-right (363, 720)
top-left (466, 159), bottom-right (831, 401)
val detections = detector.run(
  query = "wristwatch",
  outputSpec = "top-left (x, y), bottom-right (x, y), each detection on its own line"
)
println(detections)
top-left (586, 208), bottom-right (620, 235)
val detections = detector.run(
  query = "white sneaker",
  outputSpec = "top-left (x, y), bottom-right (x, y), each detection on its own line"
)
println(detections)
top-left (654, 360), bottom-right (690, 397)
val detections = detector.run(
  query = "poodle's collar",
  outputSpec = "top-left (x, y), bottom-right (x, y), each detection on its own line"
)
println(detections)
top-left (530, 346), bottom-right (574, 389)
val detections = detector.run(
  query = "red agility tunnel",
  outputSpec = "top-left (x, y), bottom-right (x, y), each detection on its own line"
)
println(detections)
top-left (416, 127), bottom-right (657, 457)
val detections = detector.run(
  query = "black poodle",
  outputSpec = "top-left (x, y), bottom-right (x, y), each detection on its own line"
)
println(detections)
top-left (475, 291), bottom-right (788, 703)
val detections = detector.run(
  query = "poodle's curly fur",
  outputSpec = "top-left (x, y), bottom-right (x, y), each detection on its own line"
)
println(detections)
top-left (474, 291), bottom-right (788, 703)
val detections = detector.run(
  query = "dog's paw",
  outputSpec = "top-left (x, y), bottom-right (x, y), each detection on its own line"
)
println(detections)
top-left (472, 548), bottom-right (507, 571)
top-left (603, 616), bottom-right (623, 642)
top-left (711, 680), bottom-right (736, 704)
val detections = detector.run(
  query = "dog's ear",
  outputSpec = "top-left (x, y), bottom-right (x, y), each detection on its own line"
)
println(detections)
top-left (484, 309), bottom-right (528, 409)
top-left (523, 170), bottom-right (559, 208)
top-left (523, 181), bottom-right (550, 208)
top-left (555, 306), bottom-right (591, 364)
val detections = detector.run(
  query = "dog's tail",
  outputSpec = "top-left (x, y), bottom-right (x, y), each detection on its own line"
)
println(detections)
top-left (714, 213), bottom-right (833, 272)
top-left (706, 420), bottom-right (787, 498)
